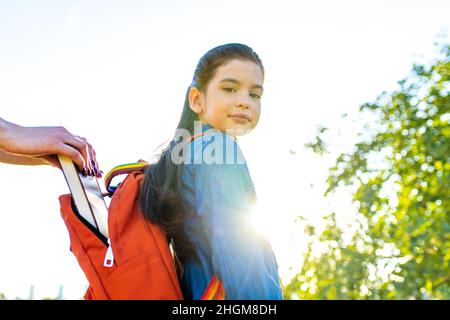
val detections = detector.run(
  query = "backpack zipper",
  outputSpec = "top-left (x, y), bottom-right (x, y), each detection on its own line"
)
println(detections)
top-left (103, 238), bottom-right (115, 267)
top-left (70, 197), bottom-right (115, 267)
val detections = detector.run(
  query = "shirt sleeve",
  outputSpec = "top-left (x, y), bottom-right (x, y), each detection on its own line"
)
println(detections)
top-left (193, 133), bottom-right (283, 300)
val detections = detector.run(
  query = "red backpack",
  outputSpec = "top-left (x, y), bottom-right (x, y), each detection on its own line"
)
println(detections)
top-left (58, 136), bottom-right (224, 300)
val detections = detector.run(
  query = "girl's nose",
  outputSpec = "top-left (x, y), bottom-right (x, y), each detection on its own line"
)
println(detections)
top-left (236, 95), bottom-right (250, 109)
top-left (236, 102), bottom-right (249, 109)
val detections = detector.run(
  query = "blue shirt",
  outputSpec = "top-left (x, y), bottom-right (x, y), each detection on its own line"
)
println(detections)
top-left (179, 124), bottom-right (283, 300)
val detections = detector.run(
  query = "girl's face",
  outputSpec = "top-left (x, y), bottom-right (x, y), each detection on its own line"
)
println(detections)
top-left (189, 59), bottom-right (264, 136)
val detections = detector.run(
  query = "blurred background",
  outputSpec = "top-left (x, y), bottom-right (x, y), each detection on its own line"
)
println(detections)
top-left (0, 0), bottom-right (448, 299)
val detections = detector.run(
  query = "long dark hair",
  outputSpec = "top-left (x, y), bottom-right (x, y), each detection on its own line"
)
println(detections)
top-left (139, 43), bottom-right (265, 262)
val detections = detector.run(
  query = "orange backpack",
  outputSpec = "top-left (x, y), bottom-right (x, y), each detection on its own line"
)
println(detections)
top-left (58, 136), bottom-right (224, 300)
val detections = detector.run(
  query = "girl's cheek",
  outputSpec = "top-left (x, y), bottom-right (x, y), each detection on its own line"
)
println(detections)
top-left (253, 113), bottom-right (261, 126)
top-left (225, 96), bottom-right (236, 104)
top-left (252, 103), bottom-right (261, 115)
top-left (253, 108), bottom-right (261, 124)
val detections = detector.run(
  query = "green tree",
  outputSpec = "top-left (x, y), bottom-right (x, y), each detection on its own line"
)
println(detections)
top-left (286, 42), bottom-right (450, 299)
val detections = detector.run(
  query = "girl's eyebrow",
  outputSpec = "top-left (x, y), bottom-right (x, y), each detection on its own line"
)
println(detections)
top-left (219, 78), bottom-right (264, 91)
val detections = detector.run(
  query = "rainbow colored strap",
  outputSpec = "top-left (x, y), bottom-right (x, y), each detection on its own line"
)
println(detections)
top-left (104, 162), bottom-right (148, 194)
top-left (201, 275), bottom-right (225, 300)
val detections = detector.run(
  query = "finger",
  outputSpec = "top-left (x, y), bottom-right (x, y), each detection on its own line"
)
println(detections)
top-left (40, 155), bottom-right (62, 169)
top-left (57, 144), bottom-right (86, 173)
top-left (65, 136), bottom-right (93, 175)
top-left (77, 136), bottom-right (100, 177)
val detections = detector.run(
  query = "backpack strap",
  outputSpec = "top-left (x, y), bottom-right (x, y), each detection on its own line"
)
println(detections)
top-left (104, 162), bottom-right (148, 194)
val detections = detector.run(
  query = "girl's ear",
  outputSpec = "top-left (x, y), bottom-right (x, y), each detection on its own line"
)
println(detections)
top-left (188, 86), bottom-right (204, 115)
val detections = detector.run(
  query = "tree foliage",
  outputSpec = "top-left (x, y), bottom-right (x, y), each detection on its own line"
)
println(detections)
top-left (286, 42), bottom-right (450, 299)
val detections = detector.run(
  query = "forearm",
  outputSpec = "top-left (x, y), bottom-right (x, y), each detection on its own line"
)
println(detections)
top-left (0, 117), bottom-right (12, 149)
top-left (0, 148), bottom-right (45, 165)
top-left (0, 118), bottom-right (40, 164)
top-left (0, 117), bottom-right (22, 151)
top-left (0, 117), bottom-right (7, 133)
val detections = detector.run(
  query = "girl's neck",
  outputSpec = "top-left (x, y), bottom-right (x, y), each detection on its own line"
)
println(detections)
top-left (197, 120), bottom-right (239, 141)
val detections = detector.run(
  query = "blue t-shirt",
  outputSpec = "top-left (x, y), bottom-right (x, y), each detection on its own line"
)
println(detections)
top-left (179, 124), bottom-right (283, 300)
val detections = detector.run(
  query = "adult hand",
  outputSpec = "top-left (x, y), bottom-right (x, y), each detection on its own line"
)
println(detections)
top-left (0, 119), bottom-right (100, 176)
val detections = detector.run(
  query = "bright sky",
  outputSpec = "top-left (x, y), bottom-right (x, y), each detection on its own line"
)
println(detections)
top-left (0, 0), bottom-right (449, 299)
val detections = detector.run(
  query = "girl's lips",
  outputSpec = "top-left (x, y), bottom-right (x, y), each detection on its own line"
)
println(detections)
top-left (229, 114), bottom-right (250, 122)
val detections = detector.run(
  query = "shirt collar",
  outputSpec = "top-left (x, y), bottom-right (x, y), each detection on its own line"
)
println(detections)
top-left (201, 123), bottom-right (238, 141)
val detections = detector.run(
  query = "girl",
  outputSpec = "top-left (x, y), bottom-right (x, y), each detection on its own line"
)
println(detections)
top-left (139, 43), bottom-right (283, 300)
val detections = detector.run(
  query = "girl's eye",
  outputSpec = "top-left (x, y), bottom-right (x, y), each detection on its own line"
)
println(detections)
top-left (224, 88), bottom-right (261, 99)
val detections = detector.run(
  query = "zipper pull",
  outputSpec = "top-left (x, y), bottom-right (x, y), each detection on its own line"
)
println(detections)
top-left (103, 238), bottom-right (114, 268)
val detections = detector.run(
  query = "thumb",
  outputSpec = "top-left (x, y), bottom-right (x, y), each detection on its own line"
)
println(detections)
top-left (39, 155), bottom-right (62, 169)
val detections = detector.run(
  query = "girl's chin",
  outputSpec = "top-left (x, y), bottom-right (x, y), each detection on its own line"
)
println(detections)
top-left (224, 123), bottom-right (254, 136)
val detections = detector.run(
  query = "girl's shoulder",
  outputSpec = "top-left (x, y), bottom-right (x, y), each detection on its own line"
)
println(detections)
top-left (185, 129), bottom-right (246, 166)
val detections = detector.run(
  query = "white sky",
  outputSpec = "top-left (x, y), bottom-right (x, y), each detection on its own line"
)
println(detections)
top-left (0, 0), bottom-right (449, 299)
